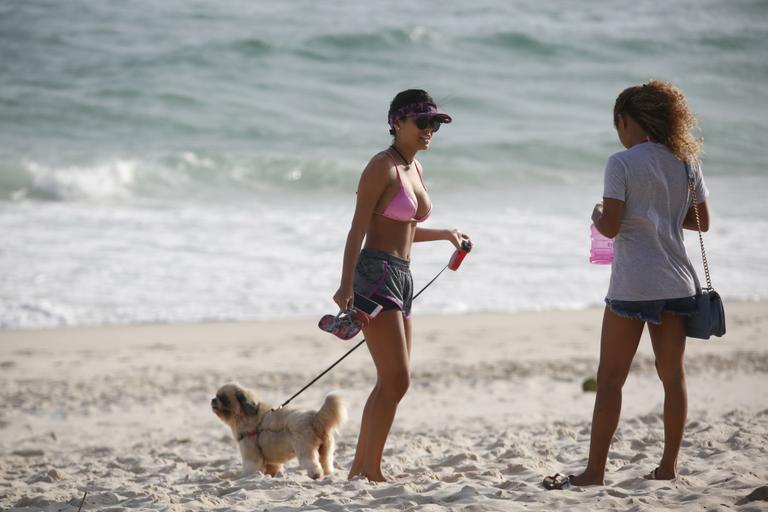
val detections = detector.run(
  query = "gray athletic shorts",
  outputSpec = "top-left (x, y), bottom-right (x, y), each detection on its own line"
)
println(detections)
top-left (353, 248), bottom-right (414, 319)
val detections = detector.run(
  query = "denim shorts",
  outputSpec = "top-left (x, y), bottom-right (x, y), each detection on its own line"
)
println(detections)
top-left (354, 248), bottom-right (414, 319)
top-left (605, 296), bottom-right (697, 325)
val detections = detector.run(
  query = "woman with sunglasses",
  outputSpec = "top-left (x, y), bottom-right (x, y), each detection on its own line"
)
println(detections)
top-left (333, 89), bottom-right (471, 481)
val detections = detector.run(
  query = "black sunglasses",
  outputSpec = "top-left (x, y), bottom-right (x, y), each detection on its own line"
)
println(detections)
top-left (412, 116), bottom-right (441, 132)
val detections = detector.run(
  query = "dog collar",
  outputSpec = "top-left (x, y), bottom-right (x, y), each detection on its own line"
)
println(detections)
top-left (237, 430), bottom-right (258, 442)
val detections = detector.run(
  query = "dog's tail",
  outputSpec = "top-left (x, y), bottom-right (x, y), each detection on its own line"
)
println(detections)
top-left (313, 393), bottom-right (346, 434)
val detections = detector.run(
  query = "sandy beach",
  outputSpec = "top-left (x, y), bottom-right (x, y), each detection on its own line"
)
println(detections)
top-left (1, 302), bottom-right (766, 511)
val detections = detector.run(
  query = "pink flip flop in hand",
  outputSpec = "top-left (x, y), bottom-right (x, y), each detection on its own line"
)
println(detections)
top-left (318, 308), bottom-right (370, 340)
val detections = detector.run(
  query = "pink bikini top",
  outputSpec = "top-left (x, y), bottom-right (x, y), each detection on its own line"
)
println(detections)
top-left (377, 152), bottom-right (432, 223)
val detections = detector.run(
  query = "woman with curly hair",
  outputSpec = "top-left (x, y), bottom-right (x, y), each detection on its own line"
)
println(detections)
top-left (546, 80), bottom-right (711, 489)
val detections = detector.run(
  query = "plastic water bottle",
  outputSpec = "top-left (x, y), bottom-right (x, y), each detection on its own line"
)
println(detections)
top-left (589, 224), bottom-right (614, 264)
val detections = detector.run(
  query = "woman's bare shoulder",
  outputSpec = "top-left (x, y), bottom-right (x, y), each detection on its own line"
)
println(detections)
top-left (361, 150), bottom-right (396, 183)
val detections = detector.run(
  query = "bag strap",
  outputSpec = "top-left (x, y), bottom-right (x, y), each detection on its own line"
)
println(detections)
top-left (684, 161), bottom-right (713, 291)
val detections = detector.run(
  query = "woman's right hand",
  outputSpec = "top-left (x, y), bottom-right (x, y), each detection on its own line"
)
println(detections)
top-left (333, 284), bottom-right (354, 312)
top-left (446, 228), bottom-right (472, 250)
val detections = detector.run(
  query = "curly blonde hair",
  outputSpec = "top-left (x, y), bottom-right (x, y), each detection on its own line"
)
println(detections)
top-left (613, 80), bottom-right (702, 162)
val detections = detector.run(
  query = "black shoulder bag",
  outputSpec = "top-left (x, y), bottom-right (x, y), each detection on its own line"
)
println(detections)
top-left (684, 161), bottom-right (726, 339)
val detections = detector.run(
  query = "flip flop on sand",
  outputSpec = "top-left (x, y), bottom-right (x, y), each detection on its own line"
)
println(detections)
top-left (542, 473), bottom-right (573, 490)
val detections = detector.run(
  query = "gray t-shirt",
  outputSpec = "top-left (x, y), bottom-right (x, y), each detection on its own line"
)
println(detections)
top-left (603, 142), bottom-right (709, 301)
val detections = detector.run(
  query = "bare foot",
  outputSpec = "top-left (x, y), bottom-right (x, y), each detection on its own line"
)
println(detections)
top-left (569, 471), bottom-right (605, 487)
top-left (646, 467), bottom-right (676, 480)
top-left (348, 471), bottom-right (387, 482)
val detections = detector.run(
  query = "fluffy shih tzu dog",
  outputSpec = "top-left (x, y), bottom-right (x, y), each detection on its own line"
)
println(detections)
top-left (211, 383), bottom-right (346, 479)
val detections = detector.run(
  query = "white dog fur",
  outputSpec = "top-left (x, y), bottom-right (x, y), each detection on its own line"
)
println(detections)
top-left (211, 383), bottom-right (346, 479)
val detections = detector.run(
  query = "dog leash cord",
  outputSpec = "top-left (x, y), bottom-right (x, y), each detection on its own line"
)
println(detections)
top-left (279, 337), bottom-right (366, 409)
top-left (412, 264), bottom-right (449, 301)
top-left (278, 264), bottom-right (450, 409)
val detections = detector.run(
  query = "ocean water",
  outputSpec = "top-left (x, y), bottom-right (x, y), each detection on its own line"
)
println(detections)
top-left (1, 1), bottom-right (767, 328)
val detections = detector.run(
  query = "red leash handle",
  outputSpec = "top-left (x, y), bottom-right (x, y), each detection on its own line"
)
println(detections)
top-left (448, 240), bottom-right (472, 271)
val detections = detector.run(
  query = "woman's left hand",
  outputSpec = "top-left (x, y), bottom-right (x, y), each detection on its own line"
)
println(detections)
top-left (446, 228), bottom-right (472, 250)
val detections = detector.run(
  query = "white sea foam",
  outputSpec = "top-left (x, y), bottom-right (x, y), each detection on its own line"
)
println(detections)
top-left (21, 160), bottom-right (138, 201)
top-left (1, 180), bottom-right (764, 329)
